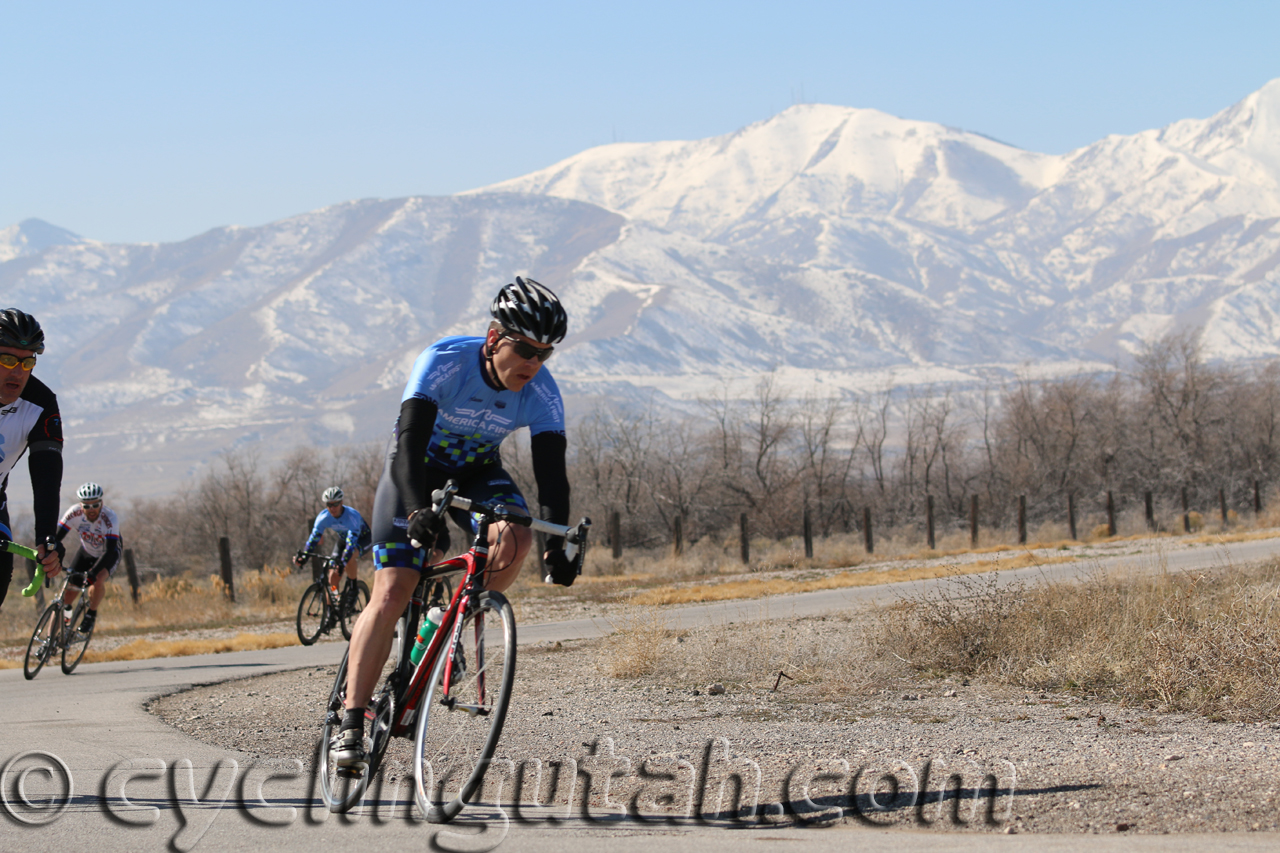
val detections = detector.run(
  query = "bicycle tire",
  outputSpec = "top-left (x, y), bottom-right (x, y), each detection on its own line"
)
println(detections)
top-left (412, 590), bottom-right (517, 824)
top-left (61, 600), bottom-right (94, 674)
top-left (23, 604), bottom-right (58, 681)
top-left (339, 580), bottom-right (371, 640)
top-left (296, 582), bottom-right (328, 646)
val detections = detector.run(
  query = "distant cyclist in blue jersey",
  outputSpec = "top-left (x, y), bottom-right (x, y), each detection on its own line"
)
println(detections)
top-left (293, 486), bottom-right (370, 612)
top-left (334, 276), bottom-right (576, 775)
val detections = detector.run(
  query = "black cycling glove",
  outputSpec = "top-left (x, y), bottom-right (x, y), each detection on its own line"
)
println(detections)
top-left (543, 549), bottom-right (577, 587)
top-left (408, 511), bottom-right (445, 551)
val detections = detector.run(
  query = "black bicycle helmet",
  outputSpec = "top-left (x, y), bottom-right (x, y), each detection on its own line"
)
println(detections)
top-left (490, 277), bottom-right (568, 345)
top-left (0, 308), bottom-right (45, 354)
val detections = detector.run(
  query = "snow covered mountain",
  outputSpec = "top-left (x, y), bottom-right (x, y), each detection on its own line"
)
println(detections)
top-left (5, 79), bottom-right (1280, 496)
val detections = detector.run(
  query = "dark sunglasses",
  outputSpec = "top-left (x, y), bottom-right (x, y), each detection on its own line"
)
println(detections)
top-left (498, 333), bottom-right (554, 362)
top-left (81, 501), bottom-right (102, 509)
top-left (0, 353), bottom-right (37, 371)
top-left (326, 502), bottom-right (343, 508)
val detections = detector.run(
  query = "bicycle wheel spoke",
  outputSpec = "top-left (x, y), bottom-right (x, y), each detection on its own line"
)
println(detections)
top-left (339, 580), bottom-right (371, 641)
top-left (296, 583), bottom-right (328, 645)
top-left (24, 605), bottom-right (58, 680)
top-left (413, 590), bottom-right (516, 823)
top-left (61, 602), bottom-right (94, 674)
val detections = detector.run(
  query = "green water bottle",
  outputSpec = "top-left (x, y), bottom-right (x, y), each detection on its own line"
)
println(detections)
top-left (409, 607), bottom-right (443, 666)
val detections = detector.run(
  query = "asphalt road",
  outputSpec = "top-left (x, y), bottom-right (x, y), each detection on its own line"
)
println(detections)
top-left (5, 534), bottom-right (1280, 852)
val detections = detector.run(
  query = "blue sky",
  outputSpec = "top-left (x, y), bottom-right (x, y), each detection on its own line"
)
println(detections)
top-left (3, 0), bottom-right (1278, 244)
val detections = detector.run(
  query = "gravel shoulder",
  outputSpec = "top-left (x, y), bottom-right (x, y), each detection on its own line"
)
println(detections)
top-left (147, 606), bottom-right (1280, 837)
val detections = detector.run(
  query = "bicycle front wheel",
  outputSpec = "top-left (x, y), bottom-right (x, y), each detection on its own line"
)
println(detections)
top-left (61, 601), bottom-right (94, 674)
top-left (413, 590), bottom-right (516, 824)
top-left (339, 580), bottom-right (371, 640)
top-left (24, 605), bottom-right (58, 680)
top-left (296, 583), bottom-right (328, 646)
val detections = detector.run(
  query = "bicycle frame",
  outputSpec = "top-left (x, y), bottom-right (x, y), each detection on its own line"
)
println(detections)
top-left (388, 489), bottom-right (589, 737)
top-left (390, 532), bottom-right (488, 736)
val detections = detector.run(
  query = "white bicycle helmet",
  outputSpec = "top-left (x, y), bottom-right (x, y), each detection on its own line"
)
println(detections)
top-left (77, 482), bottom-right (104, 502)
top-left (322, 486), bottom-right (344, 503)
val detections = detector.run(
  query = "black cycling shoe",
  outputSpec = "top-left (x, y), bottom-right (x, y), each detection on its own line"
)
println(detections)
top-left (78, 612), bottom-right (96, 635)
top-left (339, 581), bottom-right (359, 616)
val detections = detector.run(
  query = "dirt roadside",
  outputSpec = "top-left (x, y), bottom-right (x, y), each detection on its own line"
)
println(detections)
top-left (148, 607), bottom-right (1280, 837)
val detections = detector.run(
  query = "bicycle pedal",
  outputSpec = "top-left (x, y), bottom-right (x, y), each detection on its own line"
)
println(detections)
top-left (335, 765), bottom-right (366, 780)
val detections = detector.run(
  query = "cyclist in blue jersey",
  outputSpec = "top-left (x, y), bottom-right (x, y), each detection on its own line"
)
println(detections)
top-left (333, 276), bottom-right (577, 775)
top-left (293, 486), bottom-right (371, 612)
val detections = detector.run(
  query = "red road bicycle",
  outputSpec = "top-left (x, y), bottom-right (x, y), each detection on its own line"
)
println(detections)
top-left (317, 481), bottom-right (590, 821)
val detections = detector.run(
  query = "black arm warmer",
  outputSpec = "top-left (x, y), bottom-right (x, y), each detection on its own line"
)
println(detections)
top-left (89, 537), bottom-right (121, 578)
top-left (531, 431), bottom-right (570, 551)
top-left (391, 397), bottom-right (439, 516)
top-left (28, 449), bottom-right (63, 542)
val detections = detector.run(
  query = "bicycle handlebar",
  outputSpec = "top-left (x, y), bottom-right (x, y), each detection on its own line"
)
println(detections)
top-left (4, 539), bottom-right (46, 597)
top-left (429, 482), bottom-right (593, 561)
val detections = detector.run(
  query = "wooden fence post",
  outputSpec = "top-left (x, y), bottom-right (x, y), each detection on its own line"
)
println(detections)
top-left (926, 494), bottom-right (936, 550)
top-left (739, 513), bottom-right (750, 564)
top-left (969, 495), bottom-right (979, 547)
top-left (802, 506), bottom-right (813, 559)
top-left (1068, 493), bottom-right (1077, 540)
top-left (863, 507), bottom-right (873, 554)
top-left (1219, 488), bottom-right (1229, 527)
top-left (124, 548), bottom-right (140, 605)
top-left (1182, 486), bottom-right (1190, 533)
top-left (1144, 491), bottom-right (1155, 531)
top-left (610, 512), bottom-right (622, 560)
top-left (1106, 491), bottom-right (1116, 537)
top-left (672, 514), bottom-right (683, 557)
top-left (1017, 495), bottom-right (1027, 545)
top-left (218, 537), bottom-right (235, 602)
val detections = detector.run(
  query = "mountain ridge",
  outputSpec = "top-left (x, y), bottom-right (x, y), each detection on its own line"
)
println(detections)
top-left (5, 80), bottom-right (1280, 497)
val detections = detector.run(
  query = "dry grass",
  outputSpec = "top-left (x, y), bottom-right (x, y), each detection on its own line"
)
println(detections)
top-left (598, 603), bottom-right (889, 697)
top-left (0, 564), bottom-right (311, 651)
top-left (630, 552), bottom-right (1078, 606)
top-left (875, 558), bottom-right (1280, 721)
top-left (600, 606), bottom-right (671, 677)
top-left (83, 632), bottom-right (298, 663)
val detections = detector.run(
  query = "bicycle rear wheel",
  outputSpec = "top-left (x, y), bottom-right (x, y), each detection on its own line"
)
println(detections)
top-left (23, 605), bottom-right (58, 680)
top-left (412, 590), bottom-right (516, 824)
top-left (296, 582), bottom-right (328, 646)
top-left (61, 600), bottom-right (94, 674)
top-left (339, 580), bottom-right (371, 640)
top-left (318, 647), bottom-right (399, 813)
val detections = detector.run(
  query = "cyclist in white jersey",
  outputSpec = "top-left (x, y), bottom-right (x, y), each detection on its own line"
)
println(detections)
top-left (55, 482), bottom-right (122, 635)
top-left (0, 308), bottom-right (64, 612)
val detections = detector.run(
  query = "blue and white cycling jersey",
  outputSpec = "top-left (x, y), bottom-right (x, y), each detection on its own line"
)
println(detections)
top-left (403, 336), bottom-right (565, 469)
top-left (303, 505), bottom-right (369, 563)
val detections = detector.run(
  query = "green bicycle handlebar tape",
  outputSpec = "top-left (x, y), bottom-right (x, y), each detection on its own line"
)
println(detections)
top-left (4, 541), bottom-right (46, 597)
top-left (22, 568), bottom-right (46, 598)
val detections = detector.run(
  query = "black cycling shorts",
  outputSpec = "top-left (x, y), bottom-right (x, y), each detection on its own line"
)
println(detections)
top-left (69, 548), bottom-right (118, 583)
top-left (371, 462), bottom-right (528, 572)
